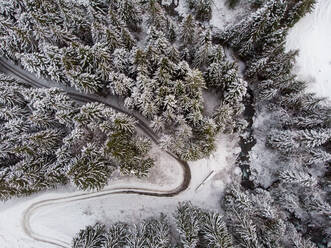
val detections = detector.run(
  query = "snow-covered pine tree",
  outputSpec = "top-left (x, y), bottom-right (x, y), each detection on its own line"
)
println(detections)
top-left (186, 0), bottom-right (213, 21)
top-left (103, 26), bottom-right (123, 52)
top-left (21, 43), bottom-right (68, 84)
top-left (108, 72), bottom-right (134, 96)
top-left (224, 78), bottom-right (247, 105)
top-left (144, 0), bottom-right (167, 30)
top-left (0, 0), bottom-right (25, 18)
top-left (68, 144), bottom-right (114, 191)
top-left (174, 202), bottom-right (202, 248)
top-left (144, 214), bottom-right (171, 248)
top-left (193, 29), bottom-right (214, 68)
top-left (166, 17), bottom-right (177, 43)
top-left (126, 224), bottom-right (148, 248)
top-left (266, 129), bottom-right (299, 155)
top-left (66, 71), bottom-right (104, 94)
top-left (213, 103), bottom-right (235, 133)
top-left (233, 213), bottom-right (262, 248)
top-left (72, 223), bottom-right (107, 248)
top-left (0, 74), bottom-right (78, 199)
top-left (297, 93), bottom-right (328, 113)
top-left (112, 48), bottom-right (131, 75)
top-left (206, 46), bottom-right (234, 89)
top-left (220, 0), bottom-right (287, 57)
top-left (303, 193), bottom-right (331, 217)
top-left (305, 148), bottom-right (331, 165)
top-left (104, 223), bottom-right (128, 248)
top-left (223, 184), bottom-right (288, 248)
top-left (180, 14), bottom-right (196, 48)
top-left (121, 26), bottom-right (136, 50)
top-left (279, 168), bottom-right (317, 187)
top-left (290, 227), bottom-right (318, 248)
top-left (0, 16), bottom-right (25, 59)
top-left (284, 0), bottom-right (316, 27)
top-left (297, 128), bottom-right (331, 149)
top-left (284, 110), bottom-right (330, 129)
top-left (200, 212), bottom-right (233, 247)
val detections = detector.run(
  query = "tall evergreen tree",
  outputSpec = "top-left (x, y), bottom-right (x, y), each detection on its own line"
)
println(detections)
top-left (174, 202), bottom-right (202, 248)
top-left (201, 212), bottom-right (233, 248)
top-left (72, 224), bottom-right (106, 248)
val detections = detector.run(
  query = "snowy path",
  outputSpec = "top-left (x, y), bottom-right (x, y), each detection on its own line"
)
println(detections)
top-left (286, 0), bottom-right (331, 99)
top-left (22, 185), bottom-right (190, 248)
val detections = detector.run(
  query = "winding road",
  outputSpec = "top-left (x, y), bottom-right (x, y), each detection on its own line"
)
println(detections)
top-left (0, 58), bottom-right (191, 248)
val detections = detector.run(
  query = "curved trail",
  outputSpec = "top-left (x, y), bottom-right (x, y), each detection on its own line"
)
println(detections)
top-left (0, 58), bottom-right (191, 248)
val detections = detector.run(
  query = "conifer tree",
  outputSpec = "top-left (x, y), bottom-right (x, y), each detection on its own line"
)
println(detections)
top-left (266, 129), bottom-right (299, 154)
top-left (68, 145), bottom-right (114, 191)
top-left (144, 0), bottom-right (167, 30)
top-left (305, 149), bottom-right (331, 165)
top-left (126, 224), bottom-right (148, 248)
top-left (297, 128), bottom-right (331, 148)
top-left (144, 214), bottom-right (171, 248)
top-left (285, 0), bottom-right (316, 27)
top-left (186, 0), bottom-right (213, 21)
top-left (220, 0), bottom-right (287, 57)
top-left (180, 15), bottom-right (196, 48)
top-left (104, 223), bottom-right (128, 248)
top-left (246, 45), bottom-right (298, 80)
top-left (193, 29), bottom-right (214, 68)
top-left (112, 48), bottom-right (131, 74)
top-left (224, 78), bottom-right (247, 105)
top-left (201, 212), bottom-right (233, 248)
top-left (174, 202), bottom-right (202, 248)
top-left (279, 169), bottom-right (317, 187)
top-left (290, 228), bottom-right (318, 248)
top-left (72, 224), bottom-right (106, 248)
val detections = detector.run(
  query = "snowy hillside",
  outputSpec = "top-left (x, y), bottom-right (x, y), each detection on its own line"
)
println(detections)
top-left (286, 0), bottom-right (331, 99)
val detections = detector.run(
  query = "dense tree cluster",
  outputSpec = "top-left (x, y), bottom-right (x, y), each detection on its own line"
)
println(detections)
top-left (0, 0), bottom-right (329, 246)
top-left (0, 74), bottom-right (153, 200)
top-left (222, 0), bottom-right (330, 245)
top-left (222, 183), bottom-right (321, 248)
top-left (219, 0), bottom-right (316, 58)
top-left (72, 199), bottom-right (319, 248)
top-left (250, 53), bottom-right (331, 245)
top-left (0, 0), bottom-right (248, 161)
top-left (72, 202), bottom-right (233, 248)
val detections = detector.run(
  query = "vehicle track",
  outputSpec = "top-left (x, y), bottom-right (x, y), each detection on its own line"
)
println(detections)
top-left (0, 58), bottom-right (191, 248)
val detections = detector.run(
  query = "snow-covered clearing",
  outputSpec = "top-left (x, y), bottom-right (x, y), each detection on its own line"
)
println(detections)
top-left (286, 0), bottom-right (331, 99)
top-left (0, 135), bottom-right (239, 248)
top-left (176, 0), bottom-right (248, 30)
top-left (210, 0), bottom-right (249, 30)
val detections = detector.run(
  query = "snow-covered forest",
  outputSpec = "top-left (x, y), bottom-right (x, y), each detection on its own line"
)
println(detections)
top-left (0, 0), bottom-right (330, 247)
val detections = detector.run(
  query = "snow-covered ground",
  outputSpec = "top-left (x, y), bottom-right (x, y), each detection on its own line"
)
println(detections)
top-left (210, 0), bottom-right (249, 30)
top-left (0, 135), bottom-right (240, 248)
top-left (286, 0), bottom-right (331, 99)
top-left (176, 0), bottom-right (248, 30)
